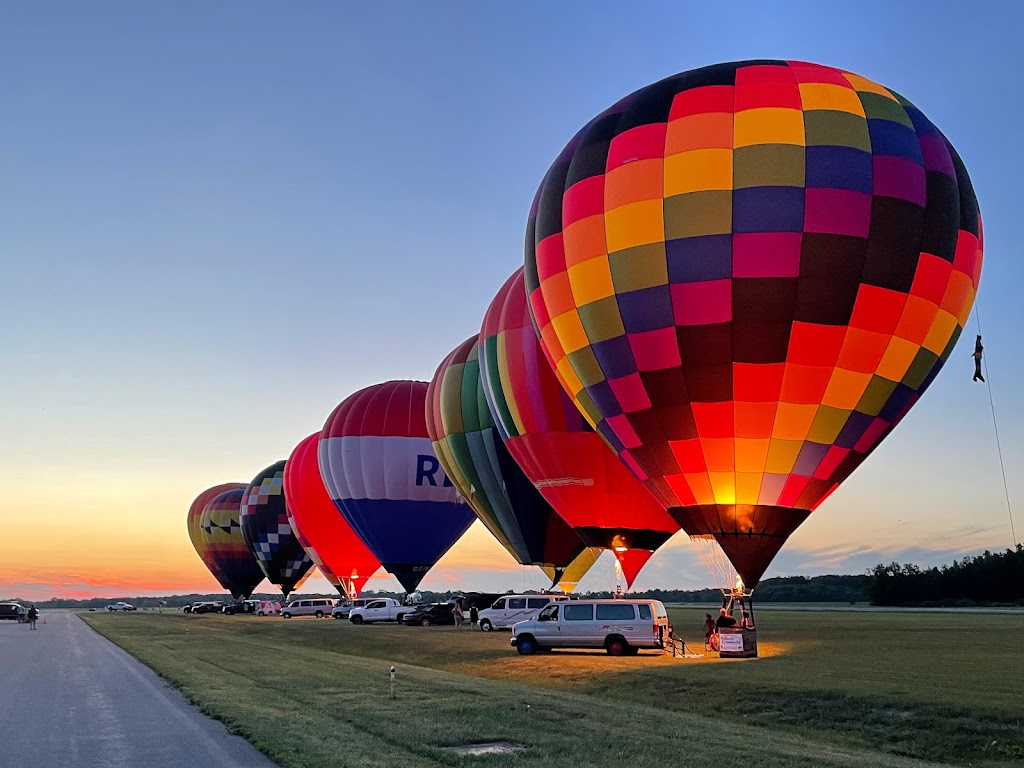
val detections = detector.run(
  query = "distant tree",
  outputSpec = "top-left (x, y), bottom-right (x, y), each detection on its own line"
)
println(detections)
top-left (868, 545), bottom-right (1024, 606)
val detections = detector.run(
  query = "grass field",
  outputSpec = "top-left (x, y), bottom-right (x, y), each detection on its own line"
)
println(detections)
top-left (82, 608), bottom-right (1024, 767)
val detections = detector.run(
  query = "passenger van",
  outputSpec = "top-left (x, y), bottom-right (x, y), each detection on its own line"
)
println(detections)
top-left (510, 599), bottom-right (669, 656)
top-left (477, 594), bottom-right (572, 632)
top-left (281, 598), bottom-right (335, 619)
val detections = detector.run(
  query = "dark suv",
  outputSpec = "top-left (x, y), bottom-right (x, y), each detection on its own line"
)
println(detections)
top-left (0, 603), bottom-right (27, 622)
top-left (401, 603), bottom-right (455, 627)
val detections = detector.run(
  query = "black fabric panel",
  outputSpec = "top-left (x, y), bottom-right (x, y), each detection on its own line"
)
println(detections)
top-left (920, 170), bottom-right (959, 262)
top-left (861, 197), bottom-right (925, 293)
top-left (947, 141), bottom-right (980, 236)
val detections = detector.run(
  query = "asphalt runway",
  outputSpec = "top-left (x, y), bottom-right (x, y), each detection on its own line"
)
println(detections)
top-left (0, 610), bottom-right (278, 767)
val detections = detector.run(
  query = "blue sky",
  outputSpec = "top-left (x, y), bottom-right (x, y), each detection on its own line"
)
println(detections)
top-left (1, 2), bottom-right (1021, 598)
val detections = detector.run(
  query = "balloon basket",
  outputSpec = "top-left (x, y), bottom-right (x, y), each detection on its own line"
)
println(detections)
top-left (717, 627), bottom-right (758, 658)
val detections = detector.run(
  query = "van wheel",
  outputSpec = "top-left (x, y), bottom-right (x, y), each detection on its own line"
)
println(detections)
top-left (315, 611), bottom-right (324, 619)
top-left (517, 636), bottom-right (537, 655)
top-left (351, 615), bottom-right (364, 625)
top-left (605, 636), bottom-right (627, 656)
top-left (479, 619), bottom-right (493, 632)
top-left (257, 611), bottom-right (264, 617)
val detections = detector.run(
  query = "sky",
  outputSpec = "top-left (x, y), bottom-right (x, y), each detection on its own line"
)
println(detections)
top-left (2, 2), bottom-right (1022, 601)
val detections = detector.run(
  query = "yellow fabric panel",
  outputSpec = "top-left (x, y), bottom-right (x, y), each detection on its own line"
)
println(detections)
top-left (922, 310), bottom-right (958, 356)
top-left (551, 310), bottom-right (589, 355)
top-left (765, 438), bottom-right (803, 474)
top-left (821, 367), bottom-right (873, 410)
top-left (605, 199), bottom-right (664, 252)
top-left (664, 148), bottom-right (733, 195)
top-left (876, 336), bottom-right (920, 381)
top-left (555, 355), bottom-right (585, 398)
top-left (734, 108), bottom-right (805, 147)
top-left (735, 472), bottom-right (763, 505)
top-left (735, 438), bottom-right (770, 473)
top-left (842, 73), bottom-right (899, 100)
top-left (709, 472), bottom-right (736, 505)
top-left (771, 402), bottom-right (818, 440)
top-left (798, 83), bottom-right (866, 115)
top-left (568, 255), bottom-right (615, 305)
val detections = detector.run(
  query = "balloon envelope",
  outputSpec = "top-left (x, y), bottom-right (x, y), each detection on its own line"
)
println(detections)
top-left (188, 482), bottom-right (245, 590)
top-left (319, 380), bottom-right (476, 592)
top-left (426, 335), bottom-right (589, 579)
top-left (525, 60), bottom-right (982, 586)
top-left (240, 461), bottom-right (314, 598)
top-left (199, 488), bottom-right (265, 599)
top-left (284, 433), bottom-right (381, 598)
top-left (480, 269), bottom-right (679, 587)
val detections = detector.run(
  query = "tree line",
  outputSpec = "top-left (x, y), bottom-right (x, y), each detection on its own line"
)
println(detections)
top-left (867, 545), bottom-right (1024, 607)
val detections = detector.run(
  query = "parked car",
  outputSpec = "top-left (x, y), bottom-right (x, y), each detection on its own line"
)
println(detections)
top-left (510, 599), bottom-right (669, 656)
top-left (281, 598), bottom-right (335, 619)
top-left (348, 598), bottom-right (408, 625)
top-left (331, 598), bottom-right (375, 619)
top-left (0, 603), bottom-right (26, 622)
top-left (222, 600), bottom-right (258, 615)
top-left (189, 601), bottom-right (224, 615)
top-left (401, 603), bottom-right (457, 627)
top-left (254, 600), bottom-right (281, 616)
top-left (477, 594), bottom-right (573, 632)
top-left (105, 602), bottom-right (136, 612)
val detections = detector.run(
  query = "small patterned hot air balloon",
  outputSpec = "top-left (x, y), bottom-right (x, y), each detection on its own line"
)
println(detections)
top-left (525, 60), bottom-right (982, 587)
top-left (199, 488), bottom-right (266, 599)
top-left (319, 380), bottom-right (476, 593)
top-left (188, 483), bottom-right (245, 590)
top-left (284, 433), bottom-right (381, 599)
top-left (426, 335), bottom-right (590, 585)
top-left (240, 461), bottom-right (313, 600)
top-left (480, 269), bottom-right (679, 587)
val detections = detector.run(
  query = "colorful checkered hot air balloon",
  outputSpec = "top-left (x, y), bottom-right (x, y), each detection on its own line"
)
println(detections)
top-left (318, 381), bottom-right (476, 593)
top-left (480, 269), bottom-right (679, 588)
top-left (240, 461), bottom-right (314, 600)
top-left (188, 482), bottom-right (245, 591)
top-left (199, 488), bottom-right (266, 599)
top-left (426, 335), bottom-right (593, 586)
top-left (525, 60), bottom-right (982, 588)
top-left (284, 433), bottom-right (381, 599)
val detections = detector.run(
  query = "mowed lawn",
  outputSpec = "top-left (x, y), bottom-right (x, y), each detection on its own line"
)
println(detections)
top-left (82, 608), bottom-right (1024, 767)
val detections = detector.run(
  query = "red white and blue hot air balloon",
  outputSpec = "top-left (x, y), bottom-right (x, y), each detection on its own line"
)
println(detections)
top-left (318, 380), bottom-right (476, 593)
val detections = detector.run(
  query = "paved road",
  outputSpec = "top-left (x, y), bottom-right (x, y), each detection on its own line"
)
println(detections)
top-left (0, 610), bottom-right (278, 767)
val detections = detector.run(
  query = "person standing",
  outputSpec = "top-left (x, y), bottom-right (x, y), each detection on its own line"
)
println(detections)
top-left (452, 601), bottom-right (464, 630)
top-left (27, 605), bottom-right (39, 630)
top-left (469, 604), bottom-right (479, 629)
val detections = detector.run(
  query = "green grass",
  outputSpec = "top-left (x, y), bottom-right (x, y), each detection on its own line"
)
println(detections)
top-left (81, 609), bottom-right (1024, 767)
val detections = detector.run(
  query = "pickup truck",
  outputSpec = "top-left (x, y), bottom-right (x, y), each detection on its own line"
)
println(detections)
top-left (348, 598), bottom-right (409, 625)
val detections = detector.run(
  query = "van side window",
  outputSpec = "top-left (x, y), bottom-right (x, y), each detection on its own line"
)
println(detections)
top-left (492, 598), bottom-right (506, 609)
top-left (638, 604), bottom-right (652, 620)
top-left (300, 601), bottom-right (310, 607)
top-left (654, 603), bottom-right (667, 618)
top-left (596, 604), bottom-right (635, 620)
top-left (527, 598), bottom-right (549, 609)
top-left (508, 598), bottom-right (527, 609)
top-left (563, 604), bottom-right (594, 621)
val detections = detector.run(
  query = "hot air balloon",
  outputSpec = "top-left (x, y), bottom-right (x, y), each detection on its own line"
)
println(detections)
top-left (541, 547), bottom-right (602, 594)
top-left (199, 488), bottom-right (266, 599)
top-left (426, 335), bottom-right (593, 587)
top-left (188, 483), bottom-right (246, 592)
top-left (319, 381), bottom-right (476, 593)
top-left (480, 269), bottom-right (680, 587)
top-left (284, 433), bottom-right (381, 599)
top-left (240, 461), bottom-right (314, 600)
top-left (524, 60), bottom-right (982, 591)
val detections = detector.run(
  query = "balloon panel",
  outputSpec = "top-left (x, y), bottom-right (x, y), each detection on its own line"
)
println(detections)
top-left (525, 60), bottom-right (982, 585)
top-left (200, 488), bottom-right (265, 599)
top-left (320, 381), bottom-right (476, 592)
top-left (240, 461), bottom-right (314, 596)
top-left (284, 433), bottom-right (380, 599)
top-left (188, 482), bottom-right (245, 585)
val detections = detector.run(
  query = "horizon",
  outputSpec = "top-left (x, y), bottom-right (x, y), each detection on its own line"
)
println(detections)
top-left (3, 2), bottom-right (1022, 601)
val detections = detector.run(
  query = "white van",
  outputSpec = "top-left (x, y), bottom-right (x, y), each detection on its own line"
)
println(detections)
top-left (281, 597), bottom-right (336, 619)
top-left (477, 594), bottom-right (572, 632)
top-left (510, 599), bottom-right (669, 656)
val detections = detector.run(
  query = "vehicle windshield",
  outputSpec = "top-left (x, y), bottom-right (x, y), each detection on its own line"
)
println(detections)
top-left (538, 605), bottom-right (559, 621)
